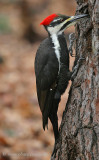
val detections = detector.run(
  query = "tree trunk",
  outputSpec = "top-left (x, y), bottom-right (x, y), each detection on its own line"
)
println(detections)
top-left (51, 1), bottom-right (99, 160)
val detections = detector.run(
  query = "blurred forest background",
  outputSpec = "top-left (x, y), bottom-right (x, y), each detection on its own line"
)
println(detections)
top-left (0, 0), bottom-right (76, 160)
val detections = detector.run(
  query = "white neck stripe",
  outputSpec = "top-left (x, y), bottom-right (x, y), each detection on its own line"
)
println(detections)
top-left (51, 34), bottom-right (60, 73)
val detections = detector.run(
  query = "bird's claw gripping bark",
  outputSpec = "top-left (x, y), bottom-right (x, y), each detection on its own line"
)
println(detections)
top-left (71, 57), bottom-right (85, 81)
top-left (68, 33), bottom-right (75, 57)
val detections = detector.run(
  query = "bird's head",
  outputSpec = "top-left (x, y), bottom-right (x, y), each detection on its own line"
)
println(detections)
top-left (40, 13), bottom-right (89, 35)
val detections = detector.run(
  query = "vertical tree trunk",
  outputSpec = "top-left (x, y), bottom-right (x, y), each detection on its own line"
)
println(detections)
top-left (51, 1), bottom-right (99, 160)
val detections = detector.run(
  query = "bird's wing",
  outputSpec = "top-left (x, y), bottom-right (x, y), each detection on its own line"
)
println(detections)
top-left (35, 38), bottom-right (59, 120)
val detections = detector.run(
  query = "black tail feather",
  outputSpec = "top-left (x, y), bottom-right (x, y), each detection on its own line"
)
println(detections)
top-left (42, 89), bottom-right (56, 130)
top-left (49, 97), bottom-right (60, 141)
top-left (42, 88), bottom-right (60, 141)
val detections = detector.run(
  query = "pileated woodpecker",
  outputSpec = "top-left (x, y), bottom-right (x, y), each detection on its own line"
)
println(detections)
top-left (35, 13), bottom-right (88, 140)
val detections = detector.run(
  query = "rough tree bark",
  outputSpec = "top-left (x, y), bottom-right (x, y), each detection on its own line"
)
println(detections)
top-left (51, 0), bottom-right (99, 160)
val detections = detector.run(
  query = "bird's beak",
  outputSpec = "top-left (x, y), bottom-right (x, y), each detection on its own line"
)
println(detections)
top-left (64, 14), bottom-right (89, 28)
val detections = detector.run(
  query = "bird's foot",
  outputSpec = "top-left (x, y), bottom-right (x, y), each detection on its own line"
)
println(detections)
top-left (71, 57), bottom-right (85, 81)
top-left (68, 33), bottom-right (75, 57)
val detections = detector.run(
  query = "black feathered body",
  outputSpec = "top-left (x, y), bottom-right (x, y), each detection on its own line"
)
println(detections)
top-left (35, 33), bottom-right (70, 140)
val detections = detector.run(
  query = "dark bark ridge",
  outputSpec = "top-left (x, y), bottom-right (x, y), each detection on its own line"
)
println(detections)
top-left (51, 1), bottom-right (99, 160)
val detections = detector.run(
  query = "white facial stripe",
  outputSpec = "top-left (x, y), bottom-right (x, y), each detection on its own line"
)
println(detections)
top-left (53, 18), bottom-right (61, 22)
top-left (47, 16), bottom-right (75, 35)
top-left (48, 22), bottom-right (65, 35)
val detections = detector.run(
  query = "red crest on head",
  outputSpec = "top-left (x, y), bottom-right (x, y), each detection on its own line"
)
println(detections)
top-left (40, 13), bottom-right (58, 26)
